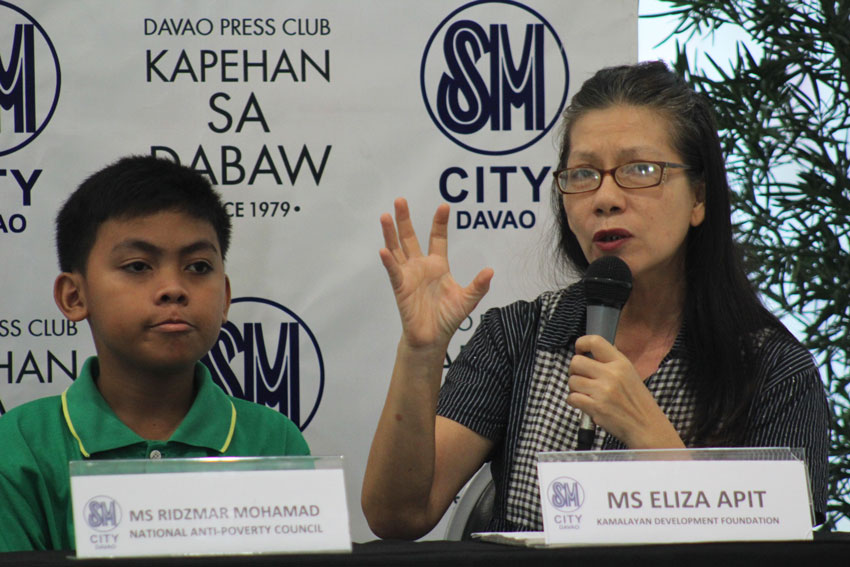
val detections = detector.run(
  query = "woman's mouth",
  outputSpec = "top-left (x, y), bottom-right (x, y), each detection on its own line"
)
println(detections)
top-left (593, 229), bottom-right (632, 250)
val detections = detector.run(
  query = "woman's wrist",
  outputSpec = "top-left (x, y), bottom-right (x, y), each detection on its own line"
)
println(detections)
top-left (626, 416), bottom-right (686, 450)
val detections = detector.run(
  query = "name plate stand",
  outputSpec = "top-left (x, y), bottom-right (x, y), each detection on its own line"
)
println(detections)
top-left (70, 456), bottom-right (352, 558)
top-left (537, 448), bottom-right (813, 546)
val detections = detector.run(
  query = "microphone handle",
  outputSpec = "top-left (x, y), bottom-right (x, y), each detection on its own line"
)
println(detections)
top-left (586, 304), bottom-right (621, 344)
top-left (576, 304), bottom-right (622, 450)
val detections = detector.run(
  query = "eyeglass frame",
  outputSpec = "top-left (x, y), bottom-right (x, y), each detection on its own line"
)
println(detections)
top-left (552, 160), bottom-right (690, 194)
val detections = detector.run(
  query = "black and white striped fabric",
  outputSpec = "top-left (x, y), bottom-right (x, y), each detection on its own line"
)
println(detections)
top-left (437, 284), bottom-right (828, 531)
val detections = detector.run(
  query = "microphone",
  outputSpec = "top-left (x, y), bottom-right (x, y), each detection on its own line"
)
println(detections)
top-left (576, 256), bottom-right (633, 451)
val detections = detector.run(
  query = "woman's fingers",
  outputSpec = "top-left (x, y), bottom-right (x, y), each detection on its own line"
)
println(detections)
top-left (574, 335), bottom-right (620, 362)
top-left (565, 374), bottom-right (595, 414)
top-left (567, 336), bottom-right (637, 423)
top-left (427, 204), bottom-right (451, 258)
top-left (379, 198), bottom-right (495, 346)
top-left (394, 198), bottom-right (424, 259)
top-left (465, 268), bottom-right (494, 305)
top-left (378, 247), bottom-right (404, 292)
top-left (567, 356), bottom-right (612, 402)
top-left (380, 213), bottom-right (407, 264)
top-left (383, 199), bottom-right (457, 263)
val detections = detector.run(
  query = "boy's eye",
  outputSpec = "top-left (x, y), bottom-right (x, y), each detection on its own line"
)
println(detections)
top-left (122, 261), bottom-right (150, 273)
top-left (186, 261), bottom-right (213, 274)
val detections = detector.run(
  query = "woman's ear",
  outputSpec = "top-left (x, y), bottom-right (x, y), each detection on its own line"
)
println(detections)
top-left (690, 181), bottom-right (706, 227)
top-left (54, 272), bottom-right (88, 322)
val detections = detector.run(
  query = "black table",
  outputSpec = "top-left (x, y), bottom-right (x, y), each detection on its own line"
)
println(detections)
top-left (4, 533), bottom-right (850, 567)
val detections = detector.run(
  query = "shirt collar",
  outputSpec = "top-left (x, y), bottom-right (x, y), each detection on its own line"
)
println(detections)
top-left (537, 284), bottom-right (587, 350)
top-left (537, 283), bottom-right (688, 356)
top-left (62, 357), bottom-right (236, 457)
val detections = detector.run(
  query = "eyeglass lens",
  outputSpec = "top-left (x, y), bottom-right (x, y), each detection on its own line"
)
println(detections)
top-left (560, 162), bottom-right (664, 192)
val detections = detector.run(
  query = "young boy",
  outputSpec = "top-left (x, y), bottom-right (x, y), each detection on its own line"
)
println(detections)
top-left (0, 156), bottom-right (309, 552)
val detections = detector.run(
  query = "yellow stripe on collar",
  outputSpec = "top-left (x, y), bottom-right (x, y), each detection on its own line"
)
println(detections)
top-left (219, 400), bottom-right (236, 453)
top-left (61, 389), bottom-right (90, 458)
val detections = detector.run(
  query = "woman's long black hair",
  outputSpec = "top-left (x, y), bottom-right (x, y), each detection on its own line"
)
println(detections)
top-left (551, 61), bottom-right (788, 445)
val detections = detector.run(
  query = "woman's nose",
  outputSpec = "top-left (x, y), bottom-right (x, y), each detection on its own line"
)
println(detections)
top-left (591, 173), bottom-right (627, 215)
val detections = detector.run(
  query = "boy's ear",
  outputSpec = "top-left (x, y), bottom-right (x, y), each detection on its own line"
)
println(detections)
top-left (222, 275), bottom-right (232, 324)
top-left (54, 272), bottom-right (88, 322)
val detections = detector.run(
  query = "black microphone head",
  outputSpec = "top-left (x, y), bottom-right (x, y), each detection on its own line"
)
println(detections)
top-left (583, 256), bottom-right (633, 308)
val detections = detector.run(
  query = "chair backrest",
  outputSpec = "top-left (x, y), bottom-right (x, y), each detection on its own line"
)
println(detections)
top-left (445, 464), bottom-right (494, 540)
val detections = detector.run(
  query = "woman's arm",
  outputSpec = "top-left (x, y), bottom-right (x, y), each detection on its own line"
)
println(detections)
top-left (362, 199), bottom-right (494, 539)
top-left (742, 336), bottom-right (828, 523)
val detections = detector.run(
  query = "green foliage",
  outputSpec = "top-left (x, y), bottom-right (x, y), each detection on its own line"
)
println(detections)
top-left (650, 0), bottom-right (850, 529)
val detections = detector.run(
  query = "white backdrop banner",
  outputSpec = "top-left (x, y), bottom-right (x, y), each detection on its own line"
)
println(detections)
top-left (0, 0), bottom-right (637, 541)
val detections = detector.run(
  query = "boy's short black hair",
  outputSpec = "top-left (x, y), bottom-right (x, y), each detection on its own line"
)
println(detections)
top-left (56, 155), bottom-right (231, 273)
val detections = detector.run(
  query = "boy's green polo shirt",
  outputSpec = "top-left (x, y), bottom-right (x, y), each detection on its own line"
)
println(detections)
top-left (0, 357), bottom-right (309, 552)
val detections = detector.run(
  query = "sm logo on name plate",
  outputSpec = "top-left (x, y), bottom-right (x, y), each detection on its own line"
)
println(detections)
top-left (202, 298), bottom-right (325, 432)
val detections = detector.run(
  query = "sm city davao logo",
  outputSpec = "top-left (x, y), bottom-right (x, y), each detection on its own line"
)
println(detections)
top-left (85, 495), bottom-right (122, 532)
top-left (421, 0), bottom-right (568, 156)
top-left (0, 1), bottom-right (61, 157)
top-left (548, 476), bottom-right (585, 512)
top-left (202, 298), bottom-right (325, 431)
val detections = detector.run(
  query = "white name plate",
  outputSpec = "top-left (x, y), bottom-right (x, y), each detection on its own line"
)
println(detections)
top-left (537, 448), bottom-right (813, 546)
top-left (70, 456), bottom-right (352, 558)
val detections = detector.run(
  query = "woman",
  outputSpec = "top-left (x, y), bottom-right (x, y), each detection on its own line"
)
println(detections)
top-left (362, 61), bottom-right (828, 538)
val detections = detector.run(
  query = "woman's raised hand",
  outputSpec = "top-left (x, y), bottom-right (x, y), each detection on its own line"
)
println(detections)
top-left (379, 198), bottom-right (494, 350)
top-left (365, 199), bottom-right (496, 539)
